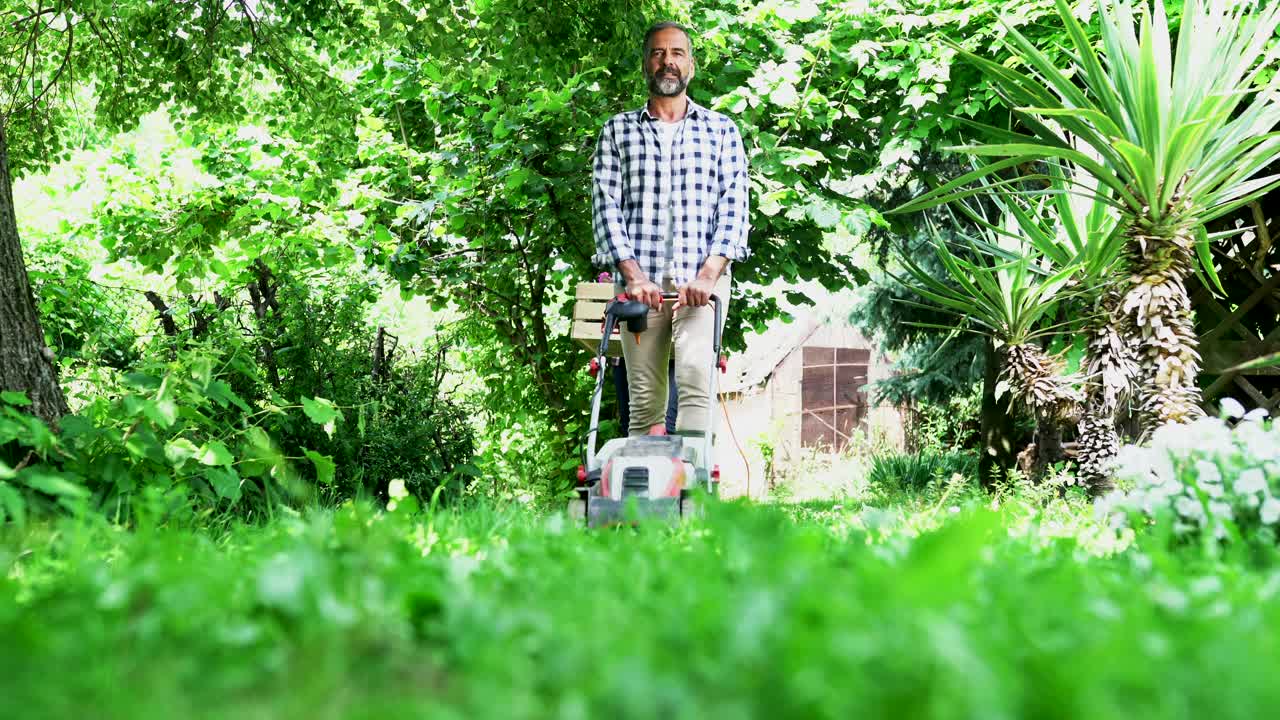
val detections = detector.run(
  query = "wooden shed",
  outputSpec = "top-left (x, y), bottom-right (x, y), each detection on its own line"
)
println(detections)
top-left (712, 306), bottom-right (904, 499)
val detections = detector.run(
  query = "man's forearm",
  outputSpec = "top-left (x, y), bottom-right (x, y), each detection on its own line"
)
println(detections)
top-left (696, 255), bottom-right (729, 283)
top-left (618, 259), bottom-right (649, 285)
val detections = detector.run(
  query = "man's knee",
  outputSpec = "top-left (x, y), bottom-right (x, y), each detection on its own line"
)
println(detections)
top-left (674, 355), bottom-right (709, 396)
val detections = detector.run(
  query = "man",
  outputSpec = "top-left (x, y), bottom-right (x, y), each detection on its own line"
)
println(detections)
top-left (591, 21), bottom-right (751, 438)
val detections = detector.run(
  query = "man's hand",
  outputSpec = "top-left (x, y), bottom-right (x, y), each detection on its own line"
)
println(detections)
top-left (674, 255), bottom-right (728, 311)
top-left (675, 276), bottom-right (716, 312)
top-left (625, 278), bottom-right (664, 309)
top-left (619, 259), bottom-right (663, 309)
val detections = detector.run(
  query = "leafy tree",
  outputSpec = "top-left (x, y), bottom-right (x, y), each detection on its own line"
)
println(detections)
top-left (0, 0), bottom-right (353, 428)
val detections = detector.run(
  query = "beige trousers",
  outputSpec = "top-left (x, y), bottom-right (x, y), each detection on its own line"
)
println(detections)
top-left (620, 270), bottom-right (731, 436)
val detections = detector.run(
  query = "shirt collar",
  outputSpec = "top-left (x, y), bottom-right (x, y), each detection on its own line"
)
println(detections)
top-left (638, 97), bottom-right (706, 122)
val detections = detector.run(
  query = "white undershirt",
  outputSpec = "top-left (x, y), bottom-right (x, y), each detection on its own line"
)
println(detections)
top-left (656, 119), bottom-right (684, 285)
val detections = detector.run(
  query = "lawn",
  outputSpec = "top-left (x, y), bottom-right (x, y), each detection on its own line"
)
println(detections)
top-left (3, 485), bottom-right (1278, 720)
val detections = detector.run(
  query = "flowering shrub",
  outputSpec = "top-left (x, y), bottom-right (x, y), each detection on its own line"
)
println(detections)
top-left (1098, 400), bottom-right (1280, 545)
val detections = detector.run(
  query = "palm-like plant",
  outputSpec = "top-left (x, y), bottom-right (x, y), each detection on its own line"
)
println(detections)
top-left (901, 0), bottom-right (1280, 431)
top-left (893, 209), bottom-right (1084, 467)
top-left (952, 164), bottom-right (1134, 488)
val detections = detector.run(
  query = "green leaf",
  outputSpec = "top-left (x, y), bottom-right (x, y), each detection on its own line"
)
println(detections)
top-left (205, 466), bottom-right (243, 502)
top-left (1193, 225), bottom-right (1226, 296)
top-left (304, 450), bottom-right (336, 485)
top-left (164, 438), bottom-right (200, 468)
top-left (0, 391), bottom-right (31, 406)
top-left (143, 399), bottom-right (179, 429)
top-left (301, 397), bottom-right (342, 438)
top-left (808, 201), bottom-right (841, 229)
top-left (21, 469), bottom-right (89, 499)
top-left (123, 373), bottom-right (162, 390)
top-left (198, 441), bottom-right (235, 467)
top-left (207, 381), bottom-right (250, 412)
top-left (0, 479), bottom-right (24, 525)
top-left (1228, 350), bottom-right (1280, 373)
top-left (0, 482), bottom-right (25, 528)
top-left (58, 414), bottom-right (96, 441)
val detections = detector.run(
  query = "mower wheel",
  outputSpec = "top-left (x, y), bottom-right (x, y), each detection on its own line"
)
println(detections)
top-left (679, 496), bottom-right (705, 520)
top-left (567, 498), bottom-right (587, 527)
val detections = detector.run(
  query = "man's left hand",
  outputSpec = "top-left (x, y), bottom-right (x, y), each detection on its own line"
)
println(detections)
top-left (675, 276), bottom-right (716, 312)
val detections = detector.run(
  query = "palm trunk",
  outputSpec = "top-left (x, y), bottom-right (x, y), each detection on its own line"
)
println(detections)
top-left (0, 122), bottom-right (70, 426)
top-left (1076, 286), bottom-right (1139, 493)
top-left (1001, 342), bottom-right (1082, 480)
top-left (1120, 224), bottom-right (1204, 429)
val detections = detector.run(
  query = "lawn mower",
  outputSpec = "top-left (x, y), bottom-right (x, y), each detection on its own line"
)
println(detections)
top-left (569, 291), bottom-right (725, 527)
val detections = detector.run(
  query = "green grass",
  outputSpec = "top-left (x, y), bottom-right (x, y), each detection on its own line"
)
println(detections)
top-left (2, 492), bottom-right (1279, 719)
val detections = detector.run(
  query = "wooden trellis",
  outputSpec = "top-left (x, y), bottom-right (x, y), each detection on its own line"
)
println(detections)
top-left (1195, 199), bottom-right (1280, 415)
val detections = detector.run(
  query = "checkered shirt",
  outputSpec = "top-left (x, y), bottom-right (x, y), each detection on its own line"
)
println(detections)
top-left (591, 99), bottom-right (751, 286)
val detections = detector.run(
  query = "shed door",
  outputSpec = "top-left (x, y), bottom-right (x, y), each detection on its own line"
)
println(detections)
top-left (800, 347), bottom-right (869, 451)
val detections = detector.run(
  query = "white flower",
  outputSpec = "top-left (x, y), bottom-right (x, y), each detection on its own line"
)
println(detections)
top-left (1243, 407), bottom-right (1270, 423)
top-left (1262, 496), bottom-right (1280, 525)
top-left (1148, 479), bottom-right (1183, 501)
top-left (1220, 397), bottom-right (1246, 420)
top-left (1202, 482), bottom-right (1225, 499)
top-left (1209, 501), bottom-right (1233, 521)
top-left (1194, 460), bottom-right (1222, 486)
top-left (1235, 422), bottom-right (1280, 462)
top-left (1234, 469), bottom-right (1267, 495)
top-left (1154, 417), bottom-right (1232, 460)
top-left (1175, 495), bottom-right (1205, 521)
top-left (1111, 445), bottom-right (1176, 486)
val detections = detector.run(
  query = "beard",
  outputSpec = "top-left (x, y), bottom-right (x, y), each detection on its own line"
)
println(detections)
top-left (647, 67), bottom-right (688, 97)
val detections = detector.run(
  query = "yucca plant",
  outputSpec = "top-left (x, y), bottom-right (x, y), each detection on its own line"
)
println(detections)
top-left (892, 209), bottom-right (1084, 473)
top-left (898, 0), bottom-right (1280, 432)
top-left (952, 163), bottom-right (1134, 489)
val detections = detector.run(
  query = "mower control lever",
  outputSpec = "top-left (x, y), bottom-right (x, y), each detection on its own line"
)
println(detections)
top-left (608, 299), bottom-right (651, 334)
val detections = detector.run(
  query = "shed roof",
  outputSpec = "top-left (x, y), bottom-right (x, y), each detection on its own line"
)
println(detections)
top-left (720, 305), bottom-right (880, 394)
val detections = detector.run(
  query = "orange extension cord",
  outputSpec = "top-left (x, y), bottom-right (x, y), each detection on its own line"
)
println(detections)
top-left (719, 393), bottom-right (751, 498)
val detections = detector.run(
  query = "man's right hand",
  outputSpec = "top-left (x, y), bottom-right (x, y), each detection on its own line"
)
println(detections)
top-left (625, 278), bottom-right (664, 310)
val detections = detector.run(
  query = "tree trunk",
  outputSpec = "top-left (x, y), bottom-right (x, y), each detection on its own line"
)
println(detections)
top-left (1031, 411), bottom-right (1065, 478)
top-left (1122, 226), bottom-right (1204, 429)
top-left (979, 337), bottom-right (1016, 489)
top-left (0, 122), bottom-right (69, 426)
top-left (1077, 286), bottom-right (1138, 493)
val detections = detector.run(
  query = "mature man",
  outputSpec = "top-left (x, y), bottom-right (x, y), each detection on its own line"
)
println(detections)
top-left (591, 21), bottom-right (751, 438)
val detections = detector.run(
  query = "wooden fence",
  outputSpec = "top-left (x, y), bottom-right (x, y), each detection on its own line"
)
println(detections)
top-left (1196, 199), bottom-right (1280, 415)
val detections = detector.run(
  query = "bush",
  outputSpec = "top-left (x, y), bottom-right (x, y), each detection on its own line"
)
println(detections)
top-left (27, 238), bottom-right (140, 371)
top-left (259, 271), bottom-right (476, 504)
top-left (868, 450), bottom-right (978, 491)
top-left (1098, 402), bottom-right (1280, 551)
top-left (903, 382), bottom-right (983, 455)
top-left (344, 355), bottom-right (477, 504)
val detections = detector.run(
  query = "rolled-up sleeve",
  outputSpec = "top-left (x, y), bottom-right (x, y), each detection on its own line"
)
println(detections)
top-left (591, 120), bottom-right (634, 267)
top-left (708, 121), bottom-right (751, 261)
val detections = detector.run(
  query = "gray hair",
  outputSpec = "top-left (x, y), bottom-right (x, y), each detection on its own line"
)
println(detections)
top-left (642, 21), bottom-right (693, 58)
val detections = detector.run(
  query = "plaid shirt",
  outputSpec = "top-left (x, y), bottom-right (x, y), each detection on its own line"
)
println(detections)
top-left (591, 99), bottom-right (751, 286)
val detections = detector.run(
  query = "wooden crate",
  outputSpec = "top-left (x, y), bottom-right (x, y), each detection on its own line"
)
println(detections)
top-left (571, 282), bottom-right (622, 357)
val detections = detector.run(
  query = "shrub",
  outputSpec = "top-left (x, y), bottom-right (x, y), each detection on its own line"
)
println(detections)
top-left (1098, 401), bottom-right (1279, 550)
top-left (868, 450), bottom-right (978, 491)
top-left (903, 382), bottom-right (983, 455)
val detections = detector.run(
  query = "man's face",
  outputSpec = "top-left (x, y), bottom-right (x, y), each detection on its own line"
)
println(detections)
top-left (644, 27), bottom-right (694, 97)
